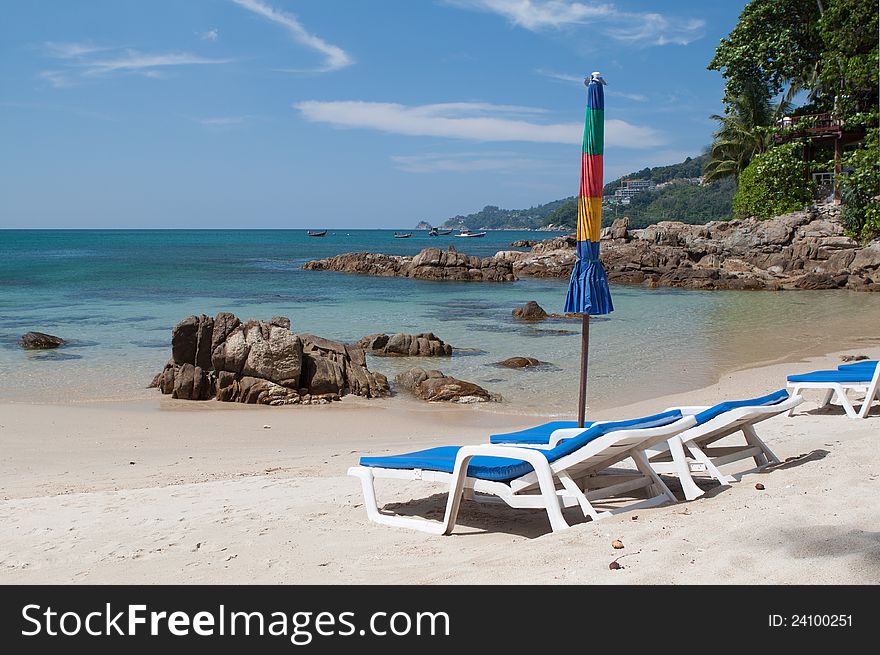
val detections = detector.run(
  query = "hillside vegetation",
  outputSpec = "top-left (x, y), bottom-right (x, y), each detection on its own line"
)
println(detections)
top-left (439, 153), bottom-right (734, 231)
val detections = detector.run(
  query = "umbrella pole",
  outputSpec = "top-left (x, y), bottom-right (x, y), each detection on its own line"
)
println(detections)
top-left (577, 313), bottom-right (590, 428)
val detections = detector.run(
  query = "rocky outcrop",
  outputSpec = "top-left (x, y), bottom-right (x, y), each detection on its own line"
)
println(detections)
top-left (511, 239), bottom-right (538, 248)
top-left (494, 357), bottom-right (543, 368)
top-left (512, 301), bottom-right (548, 320)
top-left (395, 367), bottom-right (498, 403)
top-left (151, 314), bottom-right (389, 405)
top-left (302, 204), bottom-right (879, 291)
top-left (20, 332), bottom-right (65, 349)
top-left (358, 332), bottom-right (453, 357)
top-left (505, 208), bottom-right (880, 291)
top-left (304, 246), bottom-right (516, 282)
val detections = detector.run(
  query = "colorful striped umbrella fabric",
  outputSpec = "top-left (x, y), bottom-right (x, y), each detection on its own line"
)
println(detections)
top-left (564, 74), bottom-right (614, 316)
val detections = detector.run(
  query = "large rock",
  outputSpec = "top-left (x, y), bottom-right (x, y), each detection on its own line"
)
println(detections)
top-left (395, 367), bottom-right (497, 403)
top-left (465, 203), bottom-right (879, 292)
top-left (241, 324), bottom-right (302, 387)
top-left (512, 301), bottom-right (548, 320)
top-left (358, 332), bottom-right (453, 356)
top-left (495, 357), bottom-right (542, 368)
top-left (153, 314), bottom-right (390, 405)
top-left (304, 247), bottom-right (517, 282)
top-left (171, 315), bottom-right (199, 364)
top-left (195, 314), bottom-right (214, 370)
top-left (20, 332), bottom-right (65, 349)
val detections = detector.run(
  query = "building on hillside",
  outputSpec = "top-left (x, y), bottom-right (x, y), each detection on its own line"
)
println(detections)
top-left (608, 178), bottom-right (656, 205)
top-left (774, 112), bottom-right (866, 202)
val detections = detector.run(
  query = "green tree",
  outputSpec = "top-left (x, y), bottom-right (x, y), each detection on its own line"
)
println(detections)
top-left (732, 143), bottom-right (815, 218)
top-left (840, 127), bottom-right (880, 241)
top-left (818, 0), bottom-right (879, 120)
top-left (708, 0), bottom-right (825, 108)
top-left (703, 88), bottom-right (780, 183)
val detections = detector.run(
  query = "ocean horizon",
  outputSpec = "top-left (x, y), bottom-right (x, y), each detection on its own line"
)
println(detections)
top-left (3, 228), bottom-right (879, 414)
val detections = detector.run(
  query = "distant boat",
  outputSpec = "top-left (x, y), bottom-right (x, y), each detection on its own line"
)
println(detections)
top-left (394, 232), bottom-right (413, 239)
top-left (306, 230), bottom-right (327, 237)
top-left (430, 228), bottom-right (453, 236)
top-left (455, 229), bottom-right (487, 238)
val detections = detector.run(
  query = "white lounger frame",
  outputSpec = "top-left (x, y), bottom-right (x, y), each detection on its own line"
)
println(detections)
top-left (787, 364), bottom-right (880, 419)
top-left (348, 416), bottom-right (696, 535)
top-left (643, 394), bottom-right (805, 500)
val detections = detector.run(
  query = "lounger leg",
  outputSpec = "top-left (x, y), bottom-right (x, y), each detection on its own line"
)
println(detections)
top-left (558, 471), bottom-right (611, 521)
top-left (833, 384), bottom-right (859, 419)
top-left (452, 448), bottom-right (570, 534)
top-left (788, 386), bottom-right (801, 416)
top-left (665, 435), bottom-right (704, 501)
top-left (347, 467), bottom-right (457, 535)
top-left (819, 388), bottom-right (834, 409)
top-left (682, 441), bottom-right (736, 485)
top-left (741, 424), bottom-right (778, 467)
top-left (632, 450), bottom-right (677, 504)
top-left (858, 386), bottom-right (878, 418)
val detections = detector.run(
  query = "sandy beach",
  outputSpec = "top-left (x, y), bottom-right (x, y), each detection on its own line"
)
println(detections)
top-left (1, 345), bottom-right (877, 585)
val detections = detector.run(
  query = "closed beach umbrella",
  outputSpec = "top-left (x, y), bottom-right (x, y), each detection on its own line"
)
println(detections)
top-left (564, 72), bottom-right (614, 427)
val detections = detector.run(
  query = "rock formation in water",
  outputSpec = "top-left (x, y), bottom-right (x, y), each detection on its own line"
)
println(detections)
top-left (512, 301), bottom-right (548, 320)
top-left (304, 246), bottom-right (516, 282)
top-left (20, 332), bottom-right (65, 349)
top-left (357, 332), bottom-right (453, 356)
top-left (150, 313), bottom-right (390, 405)
top-left (500, 206), bottom-right (880, 291)
top-left (304, 204), bottom-right (880, 291)
top-left (395, 367), bottom-right (498, 403)
top-left (494, 357), bottom-right (544, 368)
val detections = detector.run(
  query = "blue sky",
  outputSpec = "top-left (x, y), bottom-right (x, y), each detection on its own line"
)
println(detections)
top-left (0, 0), bottom-right (745, 228)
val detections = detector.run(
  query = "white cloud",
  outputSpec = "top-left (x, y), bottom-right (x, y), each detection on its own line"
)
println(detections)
top-left (392, 151), bottom-right (560, 173)
top-left (80, 51), bottom-right (232, 76)
top-left (605, 13), bottom-right (705, 46)
top-left (43, 42), bottom-right (115, 58)
top-left (231, 0), bottom-right (352, 71)
top-left (610, 90), bottom-right (647, 102)
top-left (200, 28), bottom-right (220, 42)
top-left (41, 42), bottom-right (232, 84)
top-left (294, 100), bottom-right (664, 148)
top-left (198, 116), bottom-right (248, 126)
top-left (38, 70), bottom-right (76, 88)
top-left (447, 0), bottom-right (704, 46)
top-left (535, 69), bottom-right (647, 101)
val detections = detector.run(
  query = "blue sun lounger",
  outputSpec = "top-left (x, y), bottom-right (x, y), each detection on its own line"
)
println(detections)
top-left (490, 391), bottom-right (803, 501)
top-left (349, 413), bottom-right (697, 534)
top-left (787, 360), bottom-right (879, 419)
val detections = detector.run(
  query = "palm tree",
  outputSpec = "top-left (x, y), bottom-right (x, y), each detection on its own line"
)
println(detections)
top-left (704, 86), bottom-right (787, 183)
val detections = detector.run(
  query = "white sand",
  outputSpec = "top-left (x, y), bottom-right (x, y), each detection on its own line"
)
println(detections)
top-left (1, 348), bottom-right (878, 584)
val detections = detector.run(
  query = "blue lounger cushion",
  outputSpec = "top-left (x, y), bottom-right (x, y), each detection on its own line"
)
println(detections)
top-left (837, 361), bottom-right (877, 371)
top-left (693, 389), bottom-right (790, 426)
top-left (787, 370), bottom-right (873, 383)
top-left (360, 410), bottom-right (684, 483)
top-left (489, 420), bottom-right (585, 445)
top-left (489, 410), bottom-right (682, 445)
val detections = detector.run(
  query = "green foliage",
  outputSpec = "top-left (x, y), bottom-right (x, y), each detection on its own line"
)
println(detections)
top-left (620, 179), bottom-right (735, 228)
top-left (709, 0), bottom-right (824, 105)
top-left (732, 143), bottom-right (814, 218)
top-left (543, 178), bottom-right (735, 231)
top-left (441, 199), bottom-right (574, 230)
top-left (704, 89), bottom-right (780, 183)
top-left (603, 154), bottom-right (708, 194)
top-left (840, 127), bottom-right (880, 241)
top-left (818, 0), bottom-right (879, 117)
top-left (543, 200), bottom-right (577, 228)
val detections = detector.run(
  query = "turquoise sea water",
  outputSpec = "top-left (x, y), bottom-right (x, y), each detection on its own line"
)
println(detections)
top-left (2, 229), bottom-right (879, 414)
